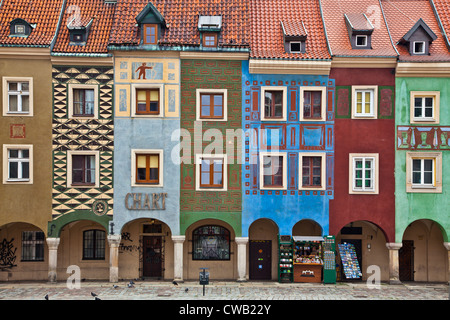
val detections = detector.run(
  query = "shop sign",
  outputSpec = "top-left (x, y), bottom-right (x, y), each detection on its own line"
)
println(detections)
top-left (125, 193), bottom-right (168, 210)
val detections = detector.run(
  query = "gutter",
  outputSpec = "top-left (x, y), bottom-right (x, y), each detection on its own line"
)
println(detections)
top-left (318, 0), bottom-right (333, 57)
top-left (429, 0), bottom-right (450, 51)
top-left (378, 0), bottom-right (400, 57)
top-left (50, 0), bottom-right (68, 52)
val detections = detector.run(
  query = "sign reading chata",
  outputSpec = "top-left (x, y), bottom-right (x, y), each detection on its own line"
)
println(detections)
top-left (125, 193), bottom-right (168, 210)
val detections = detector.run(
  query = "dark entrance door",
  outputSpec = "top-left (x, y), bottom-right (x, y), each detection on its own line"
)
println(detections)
top-left (249, 240), bottom-right (271, 280)
top-left (399, 240), bottom-right (414, 281)
top-left (143, 236), bottom-right (162, 278)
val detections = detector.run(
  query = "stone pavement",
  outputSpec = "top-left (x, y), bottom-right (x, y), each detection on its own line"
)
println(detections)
top-left (0, 280), bottom-right (447, 300)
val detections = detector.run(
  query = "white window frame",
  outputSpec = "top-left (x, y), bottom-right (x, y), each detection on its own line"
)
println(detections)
top-left (3, 144), bottom-right (33, 184)
top-left (355, 35), bottom-right (368, 47)
top-left (260, 86), bottom-right (287, 121)
top-left (259, 151), bottom-right (287, 190)
top-left (67, 150), bottom-right (100, 188)
top-left (299, 86), bottom-right (327, 121)
top-left (410, 91), bottom-right (440, 124)
top-left (131, 149), bottom-right (164, 187)
top-left (406, 152), bottom-right (442, 193)
top-left (290, 41), bottom-right (302, 53)
top-left (68, 83), bottom-right (99, 119)
top-left (196, 88), bottom-right (227, 121)
top-left (413, 41), bottom-right (425, 54)
top-left (351, 85), bottom-right (378, 119)
top-left (2, 77), bottom-right (33, 116)
top-left (15, 25), bottom-right (26, 35)
top-left (349, 153), bottom-right (379, 194)
top-left (298, 152), bottom-right (326, 191)
top-left (195, 153), bottom-right (227, 191)
top-left (131, 83), bottom-right (164, 118)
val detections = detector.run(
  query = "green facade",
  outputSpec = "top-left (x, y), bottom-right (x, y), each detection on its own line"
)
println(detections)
top-left (180, 59), bottom-right (242, 236)
top-left (395, 76), bottom-right (450, 242)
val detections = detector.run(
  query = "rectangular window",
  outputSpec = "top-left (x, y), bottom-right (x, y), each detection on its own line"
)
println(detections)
top-left (73, 89), bottom-right (95, 116)
top-left (200, 157), bottom-right (224, 188)
top-left (355, 35), bottom-right (367, 47)
top-left (200, 93), bottom-right (224, 119)
top-left (71, 155), bottom-right (96, 185)
top-left (83, 230), bottom-right (105, 260)
top-left (303, 91), bottom-right (322, 119)
top-left (264, 91), bottom-right (283, 119)
top-left (21, 231), bottom-right (44, 261)
top-left (410, 91), bottom-right (439, 123)
top-left (143, 24), bottom-right (157, 45)
top-left (203, 33), bottom-right (217, 47)
top-left (353, 157), bottom-right (374, 191)
top-left (136, 154), bottom-right (160, 184)
top-left (290, 41), bottom-right (301, 53)
top-left (302, 156), bottom-right (322, 187)
top-left (413, 41), bottom-right (425, 54)
top-left (262, 155), bottom-right (284, 188)
top-left (7, 81), bottom-right (29, 113)
top-left (8, 149), bottom-right (29, 181)
top-left (15, 25), bottom-right (26, 34)
top-left (136, 88), bottom-right (160, 115)
top-left (412, 158), bottom-right (434, 186)
top-left (355, 90), bottom-right (373, 116)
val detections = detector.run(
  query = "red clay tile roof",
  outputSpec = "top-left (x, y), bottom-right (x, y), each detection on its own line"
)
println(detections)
top-left (52, 0), bottom-right (116, 54)
top-left (109, 0), bottom-right (249, 48)
top-left (281, 21), bottom-right (307, 38)
top-left (0, 0), bottom-right (64, 47)
top-left (429, 0), bottom-right (450, 49)
top-left (381, 0), bottom-right (450, 61)
top-left (344, 13), bottom-right (374, 31)
top-left (250, 0), bottom-right (330, 60)
top-left (320, 0), bottom-right (397, 57)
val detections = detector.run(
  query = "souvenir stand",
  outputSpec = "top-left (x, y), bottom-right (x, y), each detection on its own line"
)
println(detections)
top-left (337, 242), bottom-right (362, 280)
top-left (292, 236), bottom-right (324, 283)
top-left (278, 235), bottom-right (294, 283)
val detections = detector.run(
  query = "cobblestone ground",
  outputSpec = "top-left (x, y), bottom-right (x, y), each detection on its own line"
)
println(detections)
top-left (0, 280), bottom-right (447, 300)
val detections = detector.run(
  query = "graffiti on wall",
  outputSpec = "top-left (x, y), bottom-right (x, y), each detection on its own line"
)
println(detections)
top-left (0, 238), bottom-right (17, 269)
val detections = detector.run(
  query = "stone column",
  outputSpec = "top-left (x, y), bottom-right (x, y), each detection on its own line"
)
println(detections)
top-left (386, 242), bottom-right (402, 284)
top-left (235, 237), bottom-right (249, 282)
top-left (46, 237), bottom-right (60, 283)
top-left (172, 235), bottom-right (185, 283)
top-left (107, 234), bottom-right (121, 283)
top-left (444, 242), bottom-right (450, 284)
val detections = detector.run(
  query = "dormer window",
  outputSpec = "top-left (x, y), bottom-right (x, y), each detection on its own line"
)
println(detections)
top-left (400, 18), bottom-right (437, 56)
top-left (136, 3), bottom-right (166, 46)
top-left (9, 18), bottom-right (34, 37)
top-left (281, 21), bottom-right (307, 53)
top-left (344, 13), bottom-right (374, 49)
top-left (198, 16), bottom-right (222, 48)
top-left (67, 17), bottom-right (93, 46)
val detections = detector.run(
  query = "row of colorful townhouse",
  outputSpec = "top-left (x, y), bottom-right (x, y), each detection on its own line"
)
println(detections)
top-left (0, 0), bottom-right (449, 284)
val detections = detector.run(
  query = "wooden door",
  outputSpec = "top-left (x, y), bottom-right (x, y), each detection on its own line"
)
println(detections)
top-left (249, 240), bottom-right (272, 280)
top-left (143, 236), bottom-right (162, 278)
top-left (399, 240), bottom-right (414, 281)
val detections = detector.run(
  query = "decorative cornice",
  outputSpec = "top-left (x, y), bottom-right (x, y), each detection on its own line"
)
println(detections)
top-left (180, 51), bottom-right (249, 60)
top-left (51, 55), bottom-right (113, 66)
top-left (249, 59), bottom-right (331, 75)
top-left (331, 56), bottom-right (397, 68)
top-left (0, 46), bottom-right (51, 59)
top-left (396, 62), bottom-right (450, 77)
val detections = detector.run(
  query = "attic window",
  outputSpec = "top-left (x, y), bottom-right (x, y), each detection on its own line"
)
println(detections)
top-left (281, 21), bottom-right (307, 53)
top-left (9, 18), bottom-right (34, 37)
top-left (344, 13), bottom-right (373, 49)
top-left (143, 24), bottom-right (158, 45)
top-left (67, 17), bottom-right (93, 46)
top-left (401, 19), bottom-right (437, 56)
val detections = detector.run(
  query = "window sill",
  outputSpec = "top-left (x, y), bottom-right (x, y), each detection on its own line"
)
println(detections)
top-left (5, 112), bottom-right (32, 116)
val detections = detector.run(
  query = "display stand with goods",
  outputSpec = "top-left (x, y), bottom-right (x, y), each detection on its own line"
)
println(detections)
top-left (278, 235), bottom-right (293, 283)
top-left (323, 235), bottom-right (337, 284)
top-left (337, 242), bottom-right (362, 280)
top-left (292, 236), bottom-right (324, 283)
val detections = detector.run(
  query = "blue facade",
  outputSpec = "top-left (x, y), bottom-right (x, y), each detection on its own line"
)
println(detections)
top-left (241, 60), bottom-right (335, 236)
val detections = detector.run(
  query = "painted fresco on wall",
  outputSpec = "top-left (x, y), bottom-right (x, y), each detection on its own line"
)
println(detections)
top-left (397, 126), bottom-right (450, 150)
top-left (52, 66), bottom-right (114, 217)
top-left (114, 57), bottom-right (180, 118)
top-left (241, 61), bottom-right (335, 236)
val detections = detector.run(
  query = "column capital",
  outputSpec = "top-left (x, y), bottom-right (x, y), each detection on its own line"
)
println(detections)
top-left (386, 242), bottom-right (403, 250)
top-left (235, 237), bottom-right (249, 245)
top-left (107, 234), bottom-right (121, 247)
top-left (172, 235), bottom-right (186, 243)
top-left (443, 242), bottom-right (450, 251)
top-left (46, 237), bottom-right (60, 250)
